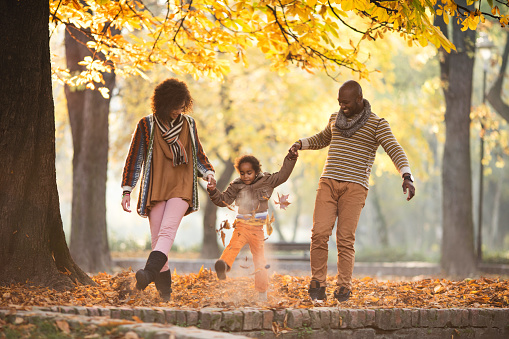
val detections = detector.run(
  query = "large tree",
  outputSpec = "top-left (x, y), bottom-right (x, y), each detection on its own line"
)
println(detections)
top-left (434, 0), bottom-right (477, 275)
top-left (64, 24), bottom-right (116, 273)
top-left (487, 31), bottom-right (509, 123)
top-left (0, 0), bottom-right (94, 288)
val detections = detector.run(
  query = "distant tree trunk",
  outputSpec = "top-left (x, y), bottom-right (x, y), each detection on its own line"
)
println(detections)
top-left (201, 159), bottom-right (236, 258)
top-left (0, 0), bottom-right (94, 288)
top-left (487, 30), bottom-right (509, 123)
top-left (435, 0), bottom-right (477, 275)
top-left (290, 173), bottom-right (304, 242)
top-left (488, 177), bottom-right (502, 249)
top-left (200, 79), bottom-right (237, 258)
top-left (485, 30), bottom-right (509, 251)
top-left (64, 25), bottom-right (116, 273)
top-left (269, 201), bottom-right (287, 242)
top-left (371, 184), bottom-right (389, 248)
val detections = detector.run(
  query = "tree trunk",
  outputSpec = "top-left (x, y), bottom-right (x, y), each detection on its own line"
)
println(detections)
top-left (435, 0), bottom-right (477, 275)
top-left (64, 25), bottom-right (115, 273)
top-left (269, 200), bottom-right (287, 242)
top-left (0, 0), bottom-right (94, 289)
top-left (290, 173), bottom-right (304, 242)
top-left (200, 78), bottom-right (237, 258)
top-left (201, 159), bottom-right (236, 258)
top-left (371, 184), bottom-right (389, 248)
top-left (486, 31), bottom-right (509, 123)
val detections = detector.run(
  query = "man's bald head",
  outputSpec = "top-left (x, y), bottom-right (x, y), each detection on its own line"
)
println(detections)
top-left (337, 80), bottom-right (364, 117)
top-left (339, 80), bottom-right (363, 98)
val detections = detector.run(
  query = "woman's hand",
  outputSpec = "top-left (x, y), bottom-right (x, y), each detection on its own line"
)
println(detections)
top-left (206, 174), bottom-right (216, 191)
top-left (121, 193), bottom-right (131, 212)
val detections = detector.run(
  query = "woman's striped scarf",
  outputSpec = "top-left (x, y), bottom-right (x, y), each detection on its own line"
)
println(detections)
top-left (154, 114), bottom-right (188, 166)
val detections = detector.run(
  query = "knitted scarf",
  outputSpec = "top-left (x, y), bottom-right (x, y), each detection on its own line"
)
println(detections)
top-left (334, 99), bottom-right (371, 138)
top-left (154, 114), bottom-right (188, 166)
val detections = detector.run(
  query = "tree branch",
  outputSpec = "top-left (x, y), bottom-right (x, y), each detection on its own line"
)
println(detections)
top-left (327, 0), bottom-right (372, 38)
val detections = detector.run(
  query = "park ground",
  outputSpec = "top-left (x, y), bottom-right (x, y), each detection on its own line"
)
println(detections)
top-left (1, 266), bottom-right (508, 338)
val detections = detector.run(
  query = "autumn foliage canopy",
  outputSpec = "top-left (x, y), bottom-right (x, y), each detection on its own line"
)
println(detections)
top-left (51, 0), bottom-right (508, 97)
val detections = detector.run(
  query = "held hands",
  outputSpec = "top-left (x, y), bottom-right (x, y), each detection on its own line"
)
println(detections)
top-left (121, 193), bottom-right (131, 212)
top-left (287, 148), bottom-right (299, 161)
top-left (206, 174), bottom-right (216, 191)
top-left (402, 180), bottom-right (415, 201)
top-left (288, 141), bottom-right (301, 160)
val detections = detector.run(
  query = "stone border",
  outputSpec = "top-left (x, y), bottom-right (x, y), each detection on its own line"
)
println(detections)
top-left (0, 309), bottom-right (248, 339)
top-left (4, 306), bottom-right (507, 338)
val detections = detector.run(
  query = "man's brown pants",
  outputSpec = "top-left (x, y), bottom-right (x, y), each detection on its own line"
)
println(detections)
top-left (311, 178), bottom-right (368, 290)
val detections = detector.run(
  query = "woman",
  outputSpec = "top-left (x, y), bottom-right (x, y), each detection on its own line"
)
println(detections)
top-left (121, 78), bottom-right (215, 301)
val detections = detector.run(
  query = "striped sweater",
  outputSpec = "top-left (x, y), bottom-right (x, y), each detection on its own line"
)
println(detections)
top-left (121, 114), bottom-right (214, 217)
top-left (300, 111), bottom-right (411, 189)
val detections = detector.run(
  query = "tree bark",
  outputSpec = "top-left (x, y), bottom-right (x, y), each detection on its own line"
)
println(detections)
top-left (0, 0), bottom-right (94, 288)
top-left (435, 0), bottom-right (477, 275)
top-left (64, 25), bottom-right (115, 273)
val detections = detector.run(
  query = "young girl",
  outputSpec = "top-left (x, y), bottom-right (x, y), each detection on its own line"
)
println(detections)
top-left (207, 151), bottom-right (297, 301)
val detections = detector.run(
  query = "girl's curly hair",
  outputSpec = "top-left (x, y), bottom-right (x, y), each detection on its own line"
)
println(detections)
top-left (151, 78), bottom-right (193, 123)
top-left (234, 155), bottom-right (262, 175)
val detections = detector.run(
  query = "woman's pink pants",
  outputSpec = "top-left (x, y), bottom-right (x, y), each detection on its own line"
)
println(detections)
top-left (148, 198), bottom-right (188, 272)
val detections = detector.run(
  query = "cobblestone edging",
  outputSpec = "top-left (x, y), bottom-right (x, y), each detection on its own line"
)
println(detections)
top-left (0, 309), bottom-right (248, 339)
top-left (2, 306), bottom-right (508, 338)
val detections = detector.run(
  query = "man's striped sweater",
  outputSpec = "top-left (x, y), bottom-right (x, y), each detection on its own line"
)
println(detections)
top-left (300, 111), bottom-right (411, 189)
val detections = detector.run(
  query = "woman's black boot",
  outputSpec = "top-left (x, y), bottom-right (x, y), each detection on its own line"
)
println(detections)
top-left (135, 251), bottom-right (167, 291)
top-left (155, 270), bottom-right (172, 301)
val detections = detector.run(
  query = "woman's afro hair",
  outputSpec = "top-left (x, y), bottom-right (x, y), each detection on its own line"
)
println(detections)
top-left (151, 78), bottom-right (193, 123)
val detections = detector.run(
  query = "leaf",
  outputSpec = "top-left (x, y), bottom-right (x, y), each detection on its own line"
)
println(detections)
top-left (56, 320), bottom-right (70, 334)
top-left (274, 192), bottom-right (291, 210)
top-left (220, 230), bottom-right (226, 247)
top-left (265, 213), bottom-right (275, 236)
top-left (266, 223), bottom-right (273, 236)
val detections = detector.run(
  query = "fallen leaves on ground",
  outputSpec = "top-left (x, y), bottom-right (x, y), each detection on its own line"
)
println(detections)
top-left (1, 270), bottom-right (507, 310)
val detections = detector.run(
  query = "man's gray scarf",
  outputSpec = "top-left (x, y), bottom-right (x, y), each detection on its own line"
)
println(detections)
top-left (334, 99), bottom-right (371, 138)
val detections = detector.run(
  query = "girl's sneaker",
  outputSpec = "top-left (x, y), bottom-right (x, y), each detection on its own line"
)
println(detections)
top-left (214, 259), bottom-right (228, 280)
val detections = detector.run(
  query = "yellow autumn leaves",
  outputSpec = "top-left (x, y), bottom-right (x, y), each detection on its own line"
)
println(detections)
top-left (49, 0), bottom-right (505, 98)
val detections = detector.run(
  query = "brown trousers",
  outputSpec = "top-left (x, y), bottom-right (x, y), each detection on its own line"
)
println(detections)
top-left (219, 221), bottom-right (268, 292)
top-left (311, 178), bottom-right (368, 290)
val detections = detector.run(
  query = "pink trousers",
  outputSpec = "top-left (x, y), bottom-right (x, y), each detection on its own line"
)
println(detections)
top-left (148, 198), bottom-right (189, 272)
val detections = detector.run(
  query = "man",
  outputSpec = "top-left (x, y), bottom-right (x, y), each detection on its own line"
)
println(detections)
top-left (290, 80), bottom-right (415, 302)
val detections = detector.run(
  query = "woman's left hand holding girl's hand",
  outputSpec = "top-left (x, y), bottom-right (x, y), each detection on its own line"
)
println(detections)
top-left (207, 174), bottom-right (216, 191)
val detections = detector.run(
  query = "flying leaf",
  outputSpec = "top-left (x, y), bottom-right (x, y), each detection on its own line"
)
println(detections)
top-left (220, 230), bottom-right (226, 247)
top-left (265, 213), bottom-right (275, 236)
top-left (274, 192), bottom-right (291, 210)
